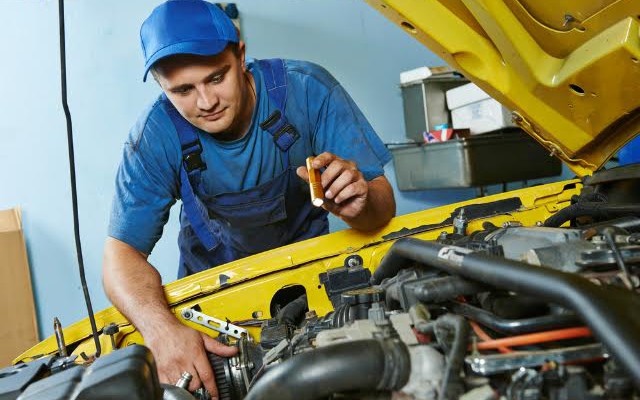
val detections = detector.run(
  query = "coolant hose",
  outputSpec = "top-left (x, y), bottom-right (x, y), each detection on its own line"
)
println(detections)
top-left (432, 314), bottom-right (469, 400)
top-left (245, 339), bottom-right (410, 400)
top-left (544, 202), bottom-right (640, 227)
top-left (375, 238), bottom-right (640, 388)
top-left (370, 249), bottom-right (411, 285)
top-left (414, 276), bottom-right (488, 303)
top-left (447, 301), bottom-right (581, 334)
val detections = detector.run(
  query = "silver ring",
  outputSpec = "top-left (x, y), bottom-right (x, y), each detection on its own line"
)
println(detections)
top-left (175, 371), bottom-right (193, 389)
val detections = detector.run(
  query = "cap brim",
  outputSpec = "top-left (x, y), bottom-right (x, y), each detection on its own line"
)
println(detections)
top-left (142, 39), bottom-right (232, 82)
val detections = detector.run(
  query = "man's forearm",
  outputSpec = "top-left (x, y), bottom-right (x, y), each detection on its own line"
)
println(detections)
top-left (343, 176), bottom-right (396, 231)
top-left (102, 237), bottom-right (179, 340)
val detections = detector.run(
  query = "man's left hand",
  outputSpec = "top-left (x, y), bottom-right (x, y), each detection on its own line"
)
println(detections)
top-left (296, 152), bottom-right (368, 220)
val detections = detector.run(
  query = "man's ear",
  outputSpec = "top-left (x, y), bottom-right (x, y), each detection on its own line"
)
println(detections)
top-left (238, 40), bottom-right (247, 71)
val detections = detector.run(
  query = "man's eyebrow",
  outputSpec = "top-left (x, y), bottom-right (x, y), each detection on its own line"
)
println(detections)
top-left (204, 64), bottom-right (231, 81)
top-left (168, 82), bottom-right (194, 92)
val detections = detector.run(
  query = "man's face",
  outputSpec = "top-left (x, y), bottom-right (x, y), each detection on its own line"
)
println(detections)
top-left (154, 44), bottom-right (252, 139)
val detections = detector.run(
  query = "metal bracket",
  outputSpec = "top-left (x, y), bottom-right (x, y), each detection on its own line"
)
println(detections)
top-left (466, 343), bottom-right (606, 375)
top-left (180, 308), bottom-right (249, 340)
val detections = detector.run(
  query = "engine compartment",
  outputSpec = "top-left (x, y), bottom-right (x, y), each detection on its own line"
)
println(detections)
top-left (4, 167), bottom-right (640, 400)
top-left (212, 215), bottom-right (640, 400)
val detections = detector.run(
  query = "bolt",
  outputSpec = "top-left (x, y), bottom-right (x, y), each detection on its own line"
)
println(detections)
top-left (54, 317), bottom-right (68, 357)
top-left (175, 372), bottom-right (192, 389)
top-left (563, 14), bottom-right (576, 27)
top-left (104, 323), bottom-right (120, 350)
top-left (453, 209), bottom-right (468, 236)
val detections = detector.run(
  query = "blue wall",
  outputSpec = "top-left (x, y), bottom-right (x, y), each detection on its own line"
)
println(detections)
top-left (0, 0), bottom-right (484, 339)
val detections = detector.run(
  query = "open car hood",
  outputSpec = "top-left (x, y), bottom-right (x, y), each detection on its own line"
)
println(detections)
top-left (366, 0), bottom-right (640, 177)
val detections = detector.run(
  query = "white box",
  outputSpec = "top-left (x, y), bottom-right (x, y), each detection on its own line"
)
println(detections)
top-left (446, 83), bottom-right (515, 134)
top-left (400, 67), bottom-right (434, 85)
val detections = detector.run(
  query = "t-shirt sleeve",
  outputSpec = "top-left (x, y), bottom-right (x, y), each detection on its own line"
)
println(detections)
top-left (311, 76), bottom-right (392, 181)
top-left (107, 106), bottom-right (180, 254)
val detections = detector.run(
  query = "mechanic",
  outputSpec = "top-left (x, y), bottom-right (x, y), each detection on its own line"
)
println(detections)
top-left (102, 0), bottom-right (395, 397)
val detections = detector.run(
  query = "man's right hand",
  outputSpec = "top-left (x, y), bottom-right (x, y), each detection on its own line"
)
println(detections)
top-left (102, 238), bottom-right (237, 397)
top-left (144, 321), bottom-right (238, 399)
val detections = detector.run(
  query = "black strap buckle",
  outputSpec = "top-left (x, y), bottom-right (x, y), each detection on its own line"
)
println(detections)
top-left (183, 147), bottom-right (207, 172)
top-left (273, 123), bottom-right (300, 143)
top-left (259, 110), bottom-right (282, 131)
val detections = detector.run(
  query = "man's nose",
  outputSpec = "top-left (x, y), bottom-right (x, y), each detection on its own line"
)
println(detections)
top-left (196, 86), bottom-right (218, 110)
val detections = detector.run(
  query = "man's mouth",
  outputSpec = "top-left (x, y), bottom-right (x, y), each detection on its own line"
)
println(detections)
top-left (201, 108), bottom-right (225, 121)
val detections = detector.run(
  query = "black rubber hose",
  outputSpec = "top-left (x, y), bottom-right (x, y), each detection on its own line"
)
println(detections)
top-left (602, 227), bottom-right (632, 281)
top-left (371, 249), bottom-right (414, 285)
top-left (276, 294), bottom-right (308, 326)
top-left (544, 202), bottom-right (640, 227)
top-left (478, 293), bottom-right (548, 319)
top-left (447, 301), bottom-right (581, 334)
top-left (378, 238), bottom-right (640, 388)
top-left (245, 339), bottom-right (410, 400)
top-left (413, 276), bottom-right (488, 303)
top-left (433, 314), bottom-right (469, 400)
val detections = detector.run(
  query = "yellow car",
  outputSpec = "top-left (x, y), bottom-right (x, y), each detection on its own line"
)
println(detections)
top-left (4, 1), bottom-right (640, 399)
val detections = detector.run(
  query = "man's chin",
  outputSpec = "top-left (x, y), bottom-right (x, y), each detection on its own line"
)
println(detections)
top-left (195, 120), bottom-right (231, 135)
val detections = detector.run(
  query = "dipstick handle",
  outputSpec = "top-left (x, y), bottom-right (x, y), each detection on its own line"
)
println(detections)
top-left (306, 157), bottom-right (324, 207)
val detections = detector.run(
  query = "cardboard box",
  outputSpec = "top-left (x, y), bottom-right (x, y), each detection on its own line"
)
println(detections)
top-left (446, 83), bottom-right (516, 134)
top-left (0, 208), bottom-right (39, 366)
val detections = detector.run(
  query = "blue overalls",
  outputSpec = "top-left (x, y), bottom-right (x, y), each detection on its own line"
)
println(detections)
top-left (162, 59), bottom-right (329, 278)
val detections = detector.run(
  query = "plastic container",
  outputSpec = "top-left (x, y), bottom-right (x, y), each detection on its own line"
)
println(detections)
top-left (390, 129), bottom-right (562, 190)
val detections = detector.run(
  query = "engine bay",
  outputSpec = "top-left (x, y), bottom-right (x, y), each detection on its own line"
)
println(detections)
top-left (3, 166), bottom-right (640, 400)
top-left (212, 207), bottom-right (640, 400)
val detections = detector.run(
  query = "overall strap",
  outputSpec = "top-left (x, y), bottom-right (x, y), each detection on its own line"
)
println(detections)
top-left (162, 96), bottom-right (218, 251)
top-left (256, 59), bottom-right (300, 162)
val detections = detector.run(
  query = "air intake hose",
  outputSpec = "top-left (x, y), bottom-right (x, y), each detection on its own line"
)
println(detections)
top-left (245, 339), bottom-right (410, 400)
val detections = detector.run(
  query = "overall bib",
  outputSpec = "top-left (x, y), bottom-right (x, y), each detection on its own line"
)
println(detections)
top-left (162, 59), bottom-right (329, 278)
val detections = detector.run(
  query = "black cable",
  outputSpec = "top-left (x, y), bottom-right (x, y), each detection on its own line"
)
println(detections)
top-left (433, 315), bottom-right (469, 400)
top-left (58, 0), bottom-right (101, 358)
top-left (602, 227), bottom-right (632, 288)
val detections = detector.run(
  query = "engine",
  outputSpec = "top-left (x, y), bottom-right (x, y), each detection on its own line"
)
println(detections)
top-left (202, 213), bottom-right (640, 400)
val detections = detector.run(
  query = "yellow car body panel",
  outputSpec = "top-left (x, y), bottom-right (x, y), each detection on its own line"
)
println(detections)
top-left (365, 0), bottom-right (640, 176)
top-left (15, 179), bottom-right (580, 364)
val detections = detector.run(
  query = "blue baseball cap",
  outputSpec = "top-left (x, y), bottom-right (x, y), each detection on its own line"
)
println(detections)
top-left (140, 0), bottom-right (239, 82)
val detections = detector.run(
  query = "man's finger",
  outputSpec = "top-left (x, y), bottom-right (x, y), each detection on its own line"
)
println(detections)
top-left (193, 353), bottom-right (217, 396)
top-left (326, 169), bottom-right (360, 201)
top-left (311, 152), bottom-right (337, 169)
top-left (187, 372), bottom-right (203, 393)
top-left (320, 160), bottom-right (347, 189)
top-left (296, 166), bottom-right (309, 182)
top-left (202, 333), bottom-right (239, 357)
top-left (334, 181), bottom-right (366, 205)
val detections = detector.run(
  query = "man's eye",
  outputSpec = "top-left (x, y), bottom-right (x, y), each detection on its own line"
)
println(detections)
top-left (210, 75), bottom-right (224, 84)
top-left (173, 87), bottom-right (191, 95)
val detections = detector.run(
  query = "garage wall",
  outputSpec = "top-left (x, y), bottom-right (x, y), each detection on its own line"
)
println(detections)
top-left (0, 0), bottom-right (482, 340)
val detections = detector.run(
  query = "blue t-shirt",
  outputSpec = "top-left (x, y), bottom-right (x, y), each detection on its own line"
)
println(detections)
top-left (108, 59), bottom-right (392, 254)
